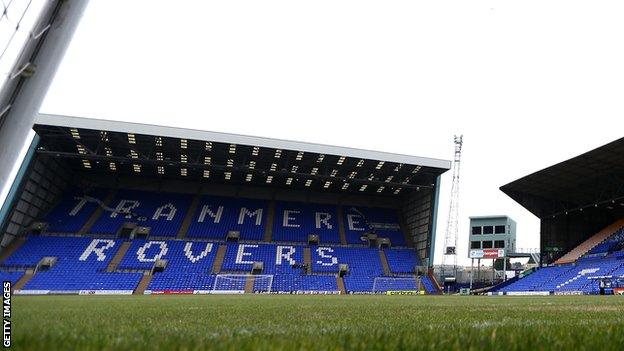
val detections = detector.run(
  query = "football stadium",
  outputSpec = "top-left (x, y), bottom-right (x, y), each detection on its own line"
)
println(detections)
top-left (1, 1), bottom-right (624, 350)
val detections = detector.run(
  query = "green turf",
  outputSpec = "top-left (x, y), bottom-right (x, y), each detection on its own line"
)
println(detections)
top-left (11, 295), bottom-right (624, 350)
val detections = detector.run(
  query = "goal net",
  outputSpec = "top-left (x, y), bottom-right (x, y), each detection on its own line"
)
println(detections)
top-left (212, 274), bottom-right (273, 294)
top-left (372, 277), bottom-right (419, 293)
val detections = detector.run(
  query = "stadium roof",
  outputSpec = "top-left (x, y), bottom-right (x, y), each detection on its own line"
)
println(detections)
top-left (33, 114), bottom-right (451, 197)
top-left (500, 137), bottom-right (624, 218)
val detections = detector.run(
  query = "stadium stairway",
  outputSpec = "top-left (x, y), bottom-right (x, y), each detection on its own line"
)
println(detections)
top-left (555, 219), bottom-right (624, 264)
top-left (134, 273), bottom-right (152, 295)
top-left (212, 244), bottom-right (227, 273)
top-left (0, 237), bottom-right (26, 263)
top-left (79, 190), bottom-right (116, 235)
top-left (337, 206), bottom-right (348, 245)
top-left (398, 211), bottom-right (413, 247)
top-left (336, 275), bottom-right (346, 294)
top-left (264, 200), bottom-right (276, 242)
top-left (378, 250), bottom-right (391, 276)
top-left (428, 273), bottom-right (443, 294)
top-left (13, 269), bottom-right (35, 291)
top-left (304, 247), bottom-right (312, 274)
top-left (106, 241), bottom-right (131, 272)
top-left (244, 276), bottom-right (255, 293)
top-left (177, 194), bottom-right (201, 239)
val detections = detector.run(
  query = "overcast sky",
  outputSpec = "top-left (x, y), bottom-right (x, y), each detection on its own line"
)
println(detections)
top-left (30, 1), bottom-right (624, 264)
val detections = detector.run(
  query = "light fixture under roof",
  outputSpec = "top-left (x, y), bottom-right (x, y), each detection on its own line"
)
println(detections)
top-left (70, 128), bottom-right (80, 139)
top-left (317, 154), bottom-right (325, 163)
top-left (245, 173), bottom-right (253, 182)
top-left (224, 172), bottom-right (232, 180)
top-left (249, 160), bottom-right (256, 169)
top-left (342, 183), bottom-right (350, 190)
top-left (204, 156), bottom-right (211, 165)
top-left (252, 146), bottom-right (260, 156)
top-left (286, 177), bottom-right (293, 185)
top-left (157, 166), bottom-right (164, 175)
top-left (181, 168), bottom-right (187, 176)
top-left (81, 159), bottom-right (91, 169)
top-left (330, 169), bottom-right (338, 177)
top-left (291, 165), bottom-right (298, 173)
top-left (393, 188), bottom-right (402, 194)
top-left (337, 156), bottom-right (346, 165)
top-left (385, 175), bottom-right (394, 183)
top-left (296, 151), bottom-right (304, 161)
top-left (130, 150), bottom-right (139, 159)
top-left (100, 131), bottom-right (109, 142)
top-left (203, 170), bottom-right (210, 178)
top-left (323, 181), bottom-right (332, 189)
top-left (155, 136), bottom-right (162, 147)
top-left (156, 152), bottom-right (163, 161)
top-left (205, 141), bottom-right (212, 151)
top-left (274, 149), bottom-right (282, 158)
top-left (348, 171), bottom-right (357, 179)
top-left (229, 144), bottom-right (237, 154)
top-left (181, 154), bottom-right (187, 163)
top-left (270, 163), bottom-right (277, 171)
top-left (109, 162), bottom-right (116, 171)
top-left (412, 166), bottom-right (422, 174)
top-left (76, 144), bottom-right (86, 155)
top-left (180, 139), bottom-right (187, 149)
top-left (311, 167), bottom-right (318, 175)
top-left (133, 164), bottom-right (141, 173)
top-left (359, 184), bottom-right (368, 191)
top-left (305, 179), bottom-right (312, 187)
top-left (356, 159), bottom-right (364, 167)
top-left (266, 175), bottom-right (273, 184)
top-left (376, 186), bottom-right (385, 193)
top-left (375, 161), bottom-right (385, 170)
top-left (227, 159), bottom-right (234, 167)
top-left (128, 133), bottom-right (136, 144)
top-left (105, 147), bottom-right (113, 157)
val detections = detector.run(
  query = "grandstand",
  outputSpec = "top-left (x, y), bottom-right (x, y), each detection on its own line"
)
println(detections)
top-left (0, 114), bottom-right (450, 295)
top-left (492, 137), bottom-right (624, 295)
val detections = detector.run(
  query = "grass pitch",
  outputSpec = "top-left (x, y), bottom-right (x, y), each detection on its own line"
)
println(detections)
top-left (12, 295), bottom-right (624, 350)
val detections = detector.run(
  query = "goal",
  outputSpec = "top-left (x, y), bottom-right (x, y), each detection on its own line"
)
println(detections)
top-left (372, 276), bottom-right (419, 293)
top-left (212, 274), bottom-right (274, 294)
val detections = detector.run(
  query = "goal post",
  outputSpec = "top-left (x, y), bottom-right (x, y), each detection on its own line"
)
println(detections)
top-left (212, 274), bottom-right (274, 294)
top-left (372, 276), bottom-right (420, 293)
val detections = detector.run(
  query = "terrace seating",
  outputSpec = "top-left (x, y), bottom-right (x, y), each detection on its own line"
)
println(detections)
top-left (0, 271), bottom-right (24, 285)
top-left (44, 188), bottom-right (108, 233)
top-left (0, 188), bottom-right (427, 294)
top-left (343, 206), bottom-right (406, 246)
top-left (90, 190), bottom-right (192, 237)
top-left (3, 236), bottom-right (142, 292)
top-left (384, 248), bottom-right (419, 274)
top-left (272, 202), bottom-right (341, 244)
top-left (186, 196), bottom-right (267, 241)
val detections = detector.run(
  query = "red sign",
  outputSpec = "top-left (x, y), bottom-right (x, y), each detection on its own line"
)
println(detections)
top-left (469, 249), bottom-right (505, 259)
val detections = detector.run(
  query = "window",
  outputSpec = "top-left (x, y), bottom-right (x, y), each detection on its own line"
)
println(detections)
top-left (483, 226), bottom-right (494, 235)
top-left (471, 241), bottom-right (481, 249)
top-left (495, 225), bottom-right (506, 234)
top-left (472, 226), bottom-right (482, 235)
top-left (494, 240), bottom-right (505, 248)
top-left (482, 241), bottom-right (493, 248)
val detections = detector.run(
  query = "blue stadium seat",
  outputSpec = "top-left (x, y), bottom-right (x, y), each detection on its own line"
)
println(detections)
top-left (90, 190), bottom-right (192, 237)
top-left (186, 196), bottom-right (267, 241)
top-left (272, 202), bottom-right (340, 244)
top-left (343, 206), bottom-right (406, 246)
